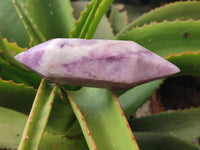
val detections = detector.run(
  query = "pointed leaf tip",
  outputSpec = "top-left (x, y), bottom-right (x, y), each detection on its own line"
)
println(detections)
top-left (15, 38), bottom-right (180, 89)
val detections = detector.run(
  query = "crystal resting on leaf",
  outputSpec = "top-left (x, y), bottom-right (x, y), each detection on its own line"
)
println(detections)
top-left (15, 38), bottom-right (180, 89)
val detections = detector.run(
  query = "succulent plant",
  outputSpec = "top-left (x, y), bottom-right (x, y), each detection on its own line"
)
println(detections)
top-left (1, 0), bottom-right (200, 150)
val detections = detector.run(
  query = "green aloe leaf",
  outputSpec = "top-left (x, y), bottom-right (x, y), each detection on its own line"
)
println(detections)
top-left (117, 20), bottom-right (200, 57)
top-left (27, 0), bottom-right (75, 40)
top-left (71, 1), bottom-right (114, 39)
top-left (0, 0), bottom-right (30, 47)
top-left (0, 39), bottom-right (41, 87)
top-left (65, 87), bottom-right (139, 150)
top-left (3, 38), bottom-right (26, 55)
top-left (123, 4), bottom-right (153, 23)
top-left (0, 77), bottom-right (76, 135)
top-left (70, 0), bottom-right (113, 39)
top-left (119, 79), bottom-right (164, 117)
top-left (18, 80), bottom-right (57, 150)
top-left (0, 78), bottom-right (36, 114)
top-left (93, 15), bottom-right (115, 39)
top-left (64, 120), bottom-right (82, 137)
top-left (0, 107), bottom-right (27, 149)
top-left (12, 0), bottom-right (45, 46)
top-left (0, 107), bottom-right (88, 150)
top-left (0, 71), bottom-right (28, 85)
top-left (70, 0), bottom-right (96, 38)
top-left (65, 90), bottom-right (97, 150)
top-left (166, 52), bottom-right (200, 76)
top-left (0, 40), bottom-right (41, 86)
top-left (46, 89), bottom-right (76, 135)
top-left (134, 132), bottom-right (200, 150)
top-left (71, 1), bottom-right (89, 20)
top-left (0, 58), bottom-right (41, 88)
top-left (130, 107), bottom-right (200, 140)
top-left (39, 132), bottom-right (88, 150)
top-left (84, 0), bottom-right (113, 39)
top-left (0, 32), bottom-right (29, 71)
top-left (118, 1), bottom-right (200, 37)
top-left (117, 20), bottom-right (200, 76)
top-left (109, 4), bottom-right (128, 34)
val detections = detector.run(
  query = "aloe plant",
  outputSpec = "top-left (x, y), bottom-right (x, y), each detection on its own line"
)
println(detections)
top-left (1, 0), bottom-right (200, 150)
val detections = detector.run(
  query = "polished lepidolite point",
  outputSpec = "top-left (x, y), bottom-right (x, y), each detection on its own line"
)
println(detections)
top-left (15, 38), bottom-right (180, 89)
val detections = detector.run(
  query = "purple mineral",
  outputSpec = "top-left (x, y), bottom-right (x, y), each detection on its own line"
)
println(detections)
top-left (15, 38), bottom-right (180, 89)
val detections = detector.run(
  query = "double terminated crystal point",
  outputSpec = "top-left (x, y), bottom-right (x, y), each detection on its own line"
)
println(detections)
top-left (15, 38), bottom-right (180, 89)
